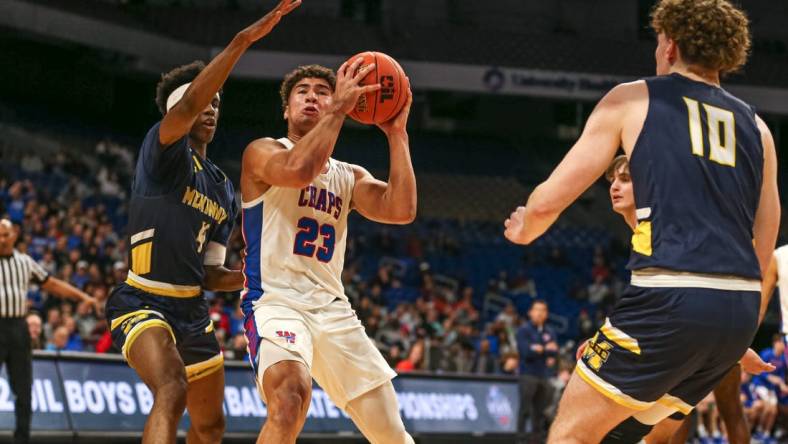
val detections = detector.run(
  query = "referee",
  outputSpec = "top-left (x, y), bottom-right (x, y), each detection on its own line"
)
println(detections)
top-left (0, 219), bottom-right (95, 443)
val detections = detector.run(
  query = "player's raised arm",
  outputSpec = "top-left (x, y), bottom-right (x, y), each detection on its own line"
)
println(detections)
top-left (504, 82), bottom-right (639, 245)
top-left (159, 0), bottom-right (301, 147)
top-left (351, 87), bottom-right (417, 225)
top-left (242, 59), bottom-right (380, 189)
top-left (753, 116), bottom-right (781, 277)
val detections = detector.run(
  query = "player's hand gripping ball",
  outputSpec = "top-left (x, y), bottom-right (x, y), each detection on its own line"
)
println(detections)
top-left (345, 51), bottom-right (409, 125)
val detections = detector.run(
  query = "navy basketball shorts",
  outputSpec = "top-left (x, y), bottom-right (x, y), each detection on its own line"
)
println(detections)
top-left (106, 283), bottom-right (223, 382)
top-left (578, 285), bottom-right (759, 417)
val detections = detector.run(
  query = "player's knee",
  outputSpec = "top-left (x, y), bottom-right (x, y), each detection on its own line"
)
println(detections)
top-left (192, 413), bottom-right (225, 441)
top-left (354, 406), bottom-right (411, 444)
top-left (727, 426), bottom-right (749, 444)
top-left (376, 429), bottom-right (414, 444)
top-left (267, 384), bottom-right (310, 431)
top-left (155, 377), bottom-right (188, 410)
top-left (371, 419), bottom-right (412, 444)
top-left (601, 417), bottom-right (653, 444)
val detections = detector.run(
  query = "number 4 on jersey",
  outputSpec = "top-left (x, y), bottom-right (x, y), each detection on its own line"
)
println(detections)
top-left (683, 97), bottom-right (736, 167)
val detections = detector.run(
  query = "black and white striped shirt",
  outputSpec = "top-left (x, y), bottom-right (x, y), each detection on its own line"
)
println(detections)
top-left (0, 250), bottom-right (49, 318)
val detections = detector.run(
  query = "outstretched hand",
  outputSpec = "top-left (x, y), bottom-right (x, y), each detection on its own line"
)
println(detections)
top-left (377, 80), bottom-right (412, 136)
top-left (240, 0), bottom-right (302, 44)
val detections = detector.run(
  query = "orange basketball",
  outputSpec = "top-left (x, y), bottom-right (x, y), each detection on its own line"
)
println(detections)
top-left (346, 51), bottom-right (409, 125)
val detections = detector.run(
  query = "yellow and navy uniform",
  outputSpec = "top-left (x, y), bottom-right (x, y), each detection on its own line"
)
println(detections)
top-left (581, 74), bottom-right (763, 418)
top-left (106, 121), bottom-right (237, 382)
top-left (627, 73), bottom-right (762, 278)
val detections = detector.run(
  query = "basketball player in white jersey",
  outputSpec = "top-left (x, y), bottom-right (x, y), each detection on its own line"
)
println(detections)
top-left (239, 60), bottom-right (416, 444)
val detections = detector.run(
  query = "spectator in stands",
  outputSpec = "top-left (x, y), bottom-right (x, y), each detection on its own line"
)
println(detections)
top-left (26, 313), bottom-right (43, 350)
top-left (396, 340), bottom-right (424, 372)
top-left (46, 326), bottom-right (70, 352)
top-left (586, 274), bottom-right (611, 306)
top-left (385, 342), bottom-right (404, 369)
top-left (576, 309), bottom-right (595, 340)
top-left (61, 316), bottom-right (83, 351)
top-left (591, 247), bottom-right (611, 282)
top-left (43, 307), bottom-right (60, 343)
top-left (516, 299), bottom-right (558, 441)
top-left (496, 302), bottom-right (518, 331)
top-left (472, 338), bottom-right (499, 374)
top-left (4, 181), bottom-right (28, 223)
top-left (74, 300), bottom-right (97, 340)
top-left (453, 286), bottom-right (479, 323)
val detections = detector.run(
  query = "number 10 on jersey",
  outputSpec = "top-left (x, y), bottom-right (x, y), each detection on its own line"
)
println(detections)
top-left (293, 217), bottom-right (336, 262)
top-left (683, 97), bottom-right (736, 167)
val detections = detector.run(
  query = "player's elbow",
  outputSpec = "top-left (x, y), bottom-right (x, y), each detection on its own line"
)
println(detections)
top-left (391, 209), bottom-right (417, 225)
top-left (388, 200), bottom-right (417, 224)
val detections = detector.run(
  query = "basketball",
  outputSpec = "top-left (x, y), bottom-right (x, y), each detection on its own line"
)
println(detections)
top-left (346, 51), bottom-right (409, 125)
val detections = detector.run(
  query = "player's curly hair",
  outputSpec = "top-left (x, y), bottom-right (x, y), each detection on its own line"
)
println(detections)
top-left (279, 65), bottom-right (337, 111)
top-left (651, 0), bottom-right (751, 75)
top-left (155, 61), bottom-right (221, 115)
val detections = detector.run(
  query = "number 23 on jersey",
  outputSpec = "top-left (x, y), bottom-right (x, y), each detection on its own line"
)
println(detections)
top-left (293, 217), bottom-right (336, 262)
top-left (683, 97), bottom-right (736, 167)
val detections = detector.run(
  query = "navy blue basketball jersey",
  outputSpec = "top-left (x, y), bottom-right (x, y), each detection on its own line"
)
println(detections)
top-left (627, 73), bottom-right (763, 279)
top-left (124, 122), bottom-right (237, 297)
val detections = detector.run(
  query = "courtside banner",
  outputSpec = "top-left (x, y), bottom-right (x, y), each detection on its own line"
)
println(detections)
top-left (0, 354), bottom-right (518, 435)
top-left (0, 358), bottom-right (69, 431)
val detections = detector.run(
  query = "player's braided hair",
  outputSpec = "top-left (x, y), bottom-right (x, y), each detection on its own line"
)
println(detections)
top-left (651, 0), bottom-right (751, 75)
top-left (155, 61), bottom-right (221, 115)
top-left (279, 65), bottom-right (337, 111)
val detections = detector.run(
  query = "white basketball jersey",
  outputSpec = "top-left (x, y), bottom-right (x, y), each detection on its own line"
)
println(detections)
top-left (774, 245), bottom-right (788, 334)
top-left (240, 138), bottom-right (356, 313)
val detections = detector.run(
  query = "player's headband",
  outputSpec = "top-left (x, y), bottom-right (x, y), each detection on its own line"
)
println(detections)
top-left (165, 83), bottom-right (221, 113)
top-left (166, 83), bottom-right (191, 112)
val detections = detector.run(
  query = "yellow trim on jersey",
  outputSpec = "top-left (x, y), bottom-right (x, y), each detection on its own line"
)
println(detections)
top-left (600, 319), bottom-right (641, 355)
top-left (131, 241), bottom-right (153, 275)
top-left (185, 353), bottom-right (224, 382)
top-left (632, 221), bottom-right (652, 256)
top-left (575, 361), bottom-right (653, 411)
top-left (123, 319), bottom-right (175, 362)
top-left (125, 272), bottom-right (201, 298)
top-left (656, 393), bottom-right (693, 415)
top-left (192, 155), bottom-right (204, 172)
top-left (110, 309), bottom-right (164, 331)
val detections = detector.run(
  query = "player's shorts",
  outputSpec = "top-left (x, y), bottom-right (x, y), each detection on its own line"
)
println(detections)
top-left (106, 283), bottom-right (223, 383)
top-left (579, 278), bottom-right (759, 420)
top-left (244, 297), bottom-right (396, 409)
